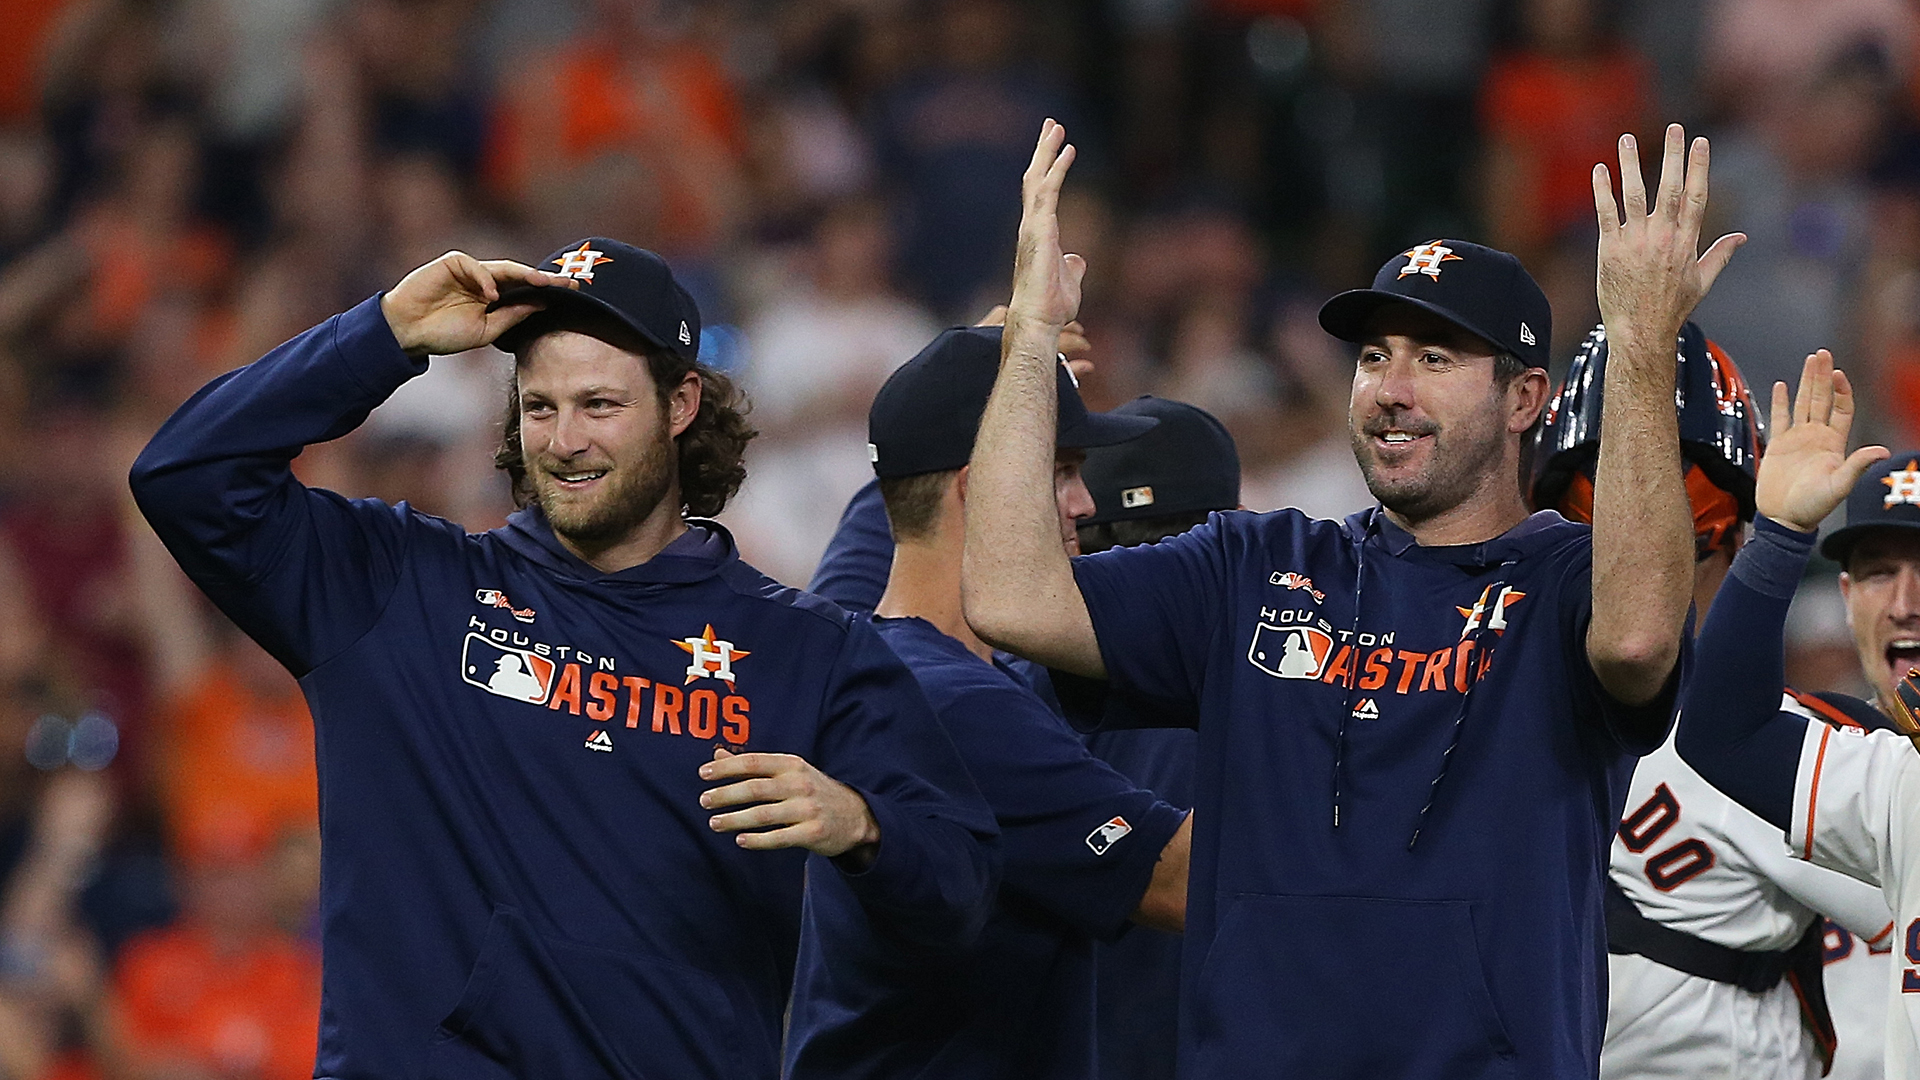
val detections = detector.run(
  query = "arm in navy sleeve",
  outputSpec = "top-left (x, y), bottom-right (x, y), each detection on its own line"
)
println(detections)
top-left (808, 480), bottom-right (893, 613)
top-left (128, 297), bottom-right (425, 676)
top-left (1673, 517), bottom-right (1818, 830)
top-left (812, 618), bottom-right (1001, 949)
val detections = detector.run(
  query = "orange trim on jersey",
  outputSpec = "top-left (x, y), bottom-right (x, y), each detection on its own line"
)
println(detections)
top-left (1789, 687), bottom-right (1866, 730)
top-left (1804, 725), bottom-right (1833, 861)
top-left (1868, 920), bottom-right (1898, 946)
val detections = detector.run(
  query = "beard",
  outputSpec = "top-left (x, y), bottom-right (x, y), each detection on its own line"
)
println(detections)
top-left (1349, 399), bottom-right (1508, 523)
top-left (530, 429), bottom-right (678, 549)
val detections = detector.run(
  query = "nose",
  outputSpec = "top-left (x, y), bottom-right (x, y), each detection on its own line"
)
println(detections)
top-left (1059, 467), bottom-right (1096, 524)
top-left (1891, 565), bottom-right (1920, 620)
top-left (1371, 354), bottom-right (1417, 411)
top-left (548, 405), bottom-right (592, 458)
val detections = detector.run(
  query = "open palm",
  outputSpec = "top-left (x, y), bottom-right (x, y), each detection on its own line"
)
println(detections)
top-left (1753, 349), bottom-right (1889, 532)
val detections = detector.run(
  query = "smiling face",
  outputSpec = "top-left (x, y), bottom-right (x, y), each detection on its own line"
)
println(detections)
top-left (515, 330), bottom-right (697, 555)
top-left (1348, 304), bottom-right (1540, 525)
top-left (1841, 530), bottom-right (1920, 705)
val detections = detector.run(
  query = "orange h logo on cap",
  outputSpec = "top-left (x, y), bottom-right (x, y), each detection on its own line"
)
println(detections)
top-left (551, 242), bottom-right (613, 283)
top-left (1398, 241), bottom-right (1463, 280)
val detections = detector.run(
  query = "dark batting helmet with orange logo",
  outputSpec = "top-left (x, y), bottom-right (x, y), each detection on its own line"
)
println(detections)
top-left (1529, 322), bottom-right (1764, 561)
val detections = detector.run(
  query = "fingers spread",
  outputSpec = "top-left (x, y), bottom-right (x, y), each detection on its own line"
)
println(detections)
top-left (1842, 445), bottom-right (1895, 489)
top-left (1656, 124), bottom-right (1685, 222)
top-left (1617, 134), bottom-right (1647, 221)
top-left (1769, 380), bottom-right (1790, 438)
top-left (1806, 349), bottom-right (1835, 424)
top-left (1694, 232), bottom-right (1745, 293)
top-left (1592, 163), bottom-right (1620, 233)
top-left (1681, 137), bottom-right (1711, 235)
top-left (1830, 365), bottom-right (1858, 443)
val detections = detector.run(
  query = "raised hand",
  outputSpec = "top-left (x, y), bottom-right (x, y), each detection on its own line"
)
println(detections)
top-left (380, 251), bottom-right (576, 357)
top-left (1008, 120), bottom-right (1085, 331)
top-left (1754, 349), bottom-right (1889, 533)
top-left (699, 748), bottom-right (881, 863)
top-left (1592, 125), bottom-right (1745, 355)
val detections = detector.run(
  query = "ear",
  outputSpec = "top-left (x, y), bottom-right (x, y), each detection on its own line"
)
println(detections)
top-left (1508, 368), bottom-right (1551, 434)
top-left (667, 370), bottom-right (702, 438)
top-left (1838, 571), bottom-right (1853, 603)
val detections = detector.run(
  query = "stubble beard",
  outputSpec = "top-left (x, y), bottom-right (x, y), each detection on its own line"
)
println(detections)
top-left (1350, 404), bottom-right (1506, 524)
top-left (532, 430), bottom-right (678, 549)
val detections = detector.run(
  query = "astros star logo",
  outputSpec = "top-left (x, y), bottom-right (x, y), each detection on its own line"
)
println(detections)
top-left (675, 625), bottom-right (750, 688)
top-left (1398, 241), bottom-right (1463, 280)
top-left (551, 242), bottom-right (613, 283)
top-left (1884, 460), bottom-right (1920, 509)
top-left (1457, 585), bottom-right (1525, 639)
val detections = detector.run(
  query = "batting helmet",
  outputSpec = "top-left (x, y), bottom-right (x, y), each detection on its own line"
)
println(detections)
top-left (1530, 322), bottom-right (1764, 560)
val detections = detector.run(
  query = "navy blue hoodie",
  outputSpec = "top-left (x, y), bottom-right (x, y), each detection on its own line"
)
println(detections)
top-left (129, 297), bottom-right (999, 1080)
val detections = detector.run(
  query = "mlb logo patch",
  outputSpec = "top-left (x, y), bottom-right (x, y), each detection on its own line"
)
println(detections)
top-left (461, 633), bottom-right (556, 705)
top-left (1248, 623), bottom-right (1333, 680)
top-left (1086, 816), bottom-right (1133, 855)
top-left (1121, 485), bottom-right (1155, 509)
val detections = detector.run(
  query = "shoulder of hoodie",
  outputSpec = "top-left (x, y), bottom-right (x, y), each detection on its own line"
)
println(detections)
top-left (1173, 507), bottom-right (1591, 564)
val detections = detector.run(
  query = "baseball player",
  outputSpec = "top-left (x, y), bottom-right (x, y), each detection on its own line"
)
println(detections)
top-left (128, 240), bottom-right (1000, 1080)
top-left (1531, 325), bottom-right (1896, 1080)
top-left (808, 394), bottom-right (1242, 1080)
top-left (963, 118), bottom-right (1737, 1076)
top-left (784, 326), bottom-right (1191, 1080)
top-left (1666, 350), bottom-right (1920, 1074)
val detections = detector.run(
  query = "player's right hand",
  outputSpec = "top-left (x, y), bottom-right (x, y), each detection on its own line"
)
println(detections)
top-left (380, 251), bottom-right (576, 357)
top-left (1007, 120), bottom-right (1085, 333)
top-left (1754, 348), bottom-right (1888, 532)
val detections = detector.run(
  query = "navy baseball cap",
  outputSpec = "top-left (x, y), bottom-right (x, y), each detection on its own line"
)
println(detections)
top-left (868, 326), bottom-right (1157, 480)
top-left (1082, 396), bottom-right (1240, 525)
top-left (1318, 239), bottom-right (1552, 369)
top-left (490, 238), bottom-right (701, 362)
top-left (1821, 453), bottom-right (1920, 564)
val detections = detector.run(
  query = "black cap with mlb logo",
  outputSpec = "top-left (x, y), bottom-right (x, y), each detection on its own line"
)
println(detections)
top-left (1317, 239), bottom-right (1553, 369)
top-left (1081, 396), bottom-right (1240, 525)
top-left (1821, 453), bottom-right (1920, 565)
top-left (867, 326), bottom-right (1158, 480)
top-left (490, 238), bottom-right (702, 362)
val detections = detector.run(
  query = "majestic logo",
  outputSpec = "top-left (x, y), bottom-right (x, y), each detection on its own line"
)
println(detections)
top-left (1351, 697), bottom-right (1380, 721)
top-left (1086, 816), bottom-right (1133, 855)
top-left (675, 625), bottom-right (750, 688)
top-left (584, 729), bottom-right (614, 752)
top-left (1269, 571), bottom-right (1326, 603)
top-left (1457, 585), bottom-right (1525, 639)
top-left (551, 242), bottom-right (613, 282)
top-left (462, 634), bottom-right (558, 704)
top-left (1397, 241), bottom-right (1463, 280)
top-left (1885, 460), bottom-right (1920, 508)
top-left (476, 589), bottom-right (536, 624)
top-left (1249, 623), bottom-right (1334, 680)
top-left (1121, 485), bottom-right (1155, 509)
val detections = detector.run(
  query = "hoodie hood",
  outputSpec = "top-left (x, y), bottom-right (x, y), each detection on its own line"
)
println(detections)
top-left (492, 504), bottom-right (737, 586)
top-left (1342, 507), bottom-right (1581, 568)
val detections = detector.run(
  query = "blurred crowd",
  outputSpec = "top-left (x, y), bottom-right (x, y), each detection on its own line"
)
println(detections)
top-left (1, 0), bottom-right (1916, 1076)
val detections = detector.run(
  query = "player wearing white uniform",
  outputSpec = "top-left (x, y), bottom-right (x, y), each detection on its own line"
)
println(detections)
top-left (1672, 350), bottom-right (1920, 1077)
top-left (1826, 910), bottom-right (1897, 1080)
top-left (1532, 328), bottom-right (1897, 1079)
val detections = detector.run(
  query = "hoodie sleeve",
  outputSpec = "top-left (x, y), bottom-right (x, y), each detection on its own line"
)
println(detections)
top-left (128, 296), bottom-right (429, 676)
top-left (807, 480), bottom-right (893, 614)
top-left (1673, 517), bottom-right (1818, 830)
top-left (811, 616), bottom-right (1001, 948)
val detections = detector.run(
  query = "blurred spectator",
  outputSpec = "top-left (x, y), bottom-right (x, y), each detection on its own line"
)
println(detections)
top-left (102, 814), bottom-right (320, 1080)
top-left (486, 0), bottom-right (747, 269)
top-left (1689, 42), bottom-right (1892, 396)
top-left (872, 0), bottom-right (1081, 318)
top-left (725, 197), bottom-right (937, 584)
top-left (1479, 0), bottom-right (1652, 262)
top-left (1702, 0), bottom-right (1913, 123)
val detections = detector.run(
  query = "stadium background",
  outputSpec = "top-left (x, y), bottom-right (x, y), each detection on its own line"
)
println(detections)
top-left (0, 0), bottom-right (1914, 1075)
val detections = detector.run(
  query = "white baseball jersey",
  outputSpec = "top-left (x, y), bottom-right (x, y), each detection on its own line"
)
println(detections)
top-left (1791, 719), bottom-right (1920, 1077)
top-left (1603, 696), bottom-right (1896, 1080)
top-left (1825, 916), bottom-right (1895, 1080)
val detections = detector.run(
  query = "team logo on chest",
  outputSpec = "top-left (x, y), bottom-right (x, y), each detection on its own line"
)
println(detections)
top-left (1457, 585), bottom-right (1525, 639)
top-left (675, 625), bottom-right (750, 688)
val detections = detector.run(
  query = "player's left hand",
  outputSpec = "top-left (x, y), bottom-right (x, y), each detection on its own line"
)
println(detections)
top-left (699, 749), bottom-right (881, 863)
top-left (1593, 124), bottom-right (1746, 356)
top-left (1754, 349), bottom-right (1889, 533)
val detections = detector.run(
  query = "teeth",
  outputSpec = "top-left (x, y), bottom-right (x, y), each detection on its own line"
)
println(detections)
top-left (1891, 640), bottom-right (1920, 651)
top-left (556, 471), bottom-right (606, 483)
top-left (1382, 433), bottom-right (1414, 443)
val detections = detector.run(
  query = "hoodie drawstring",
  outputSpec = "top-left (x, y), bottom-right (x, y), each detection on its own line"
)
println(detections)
top-left (1407, 557), bottom-right (1519, 850)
